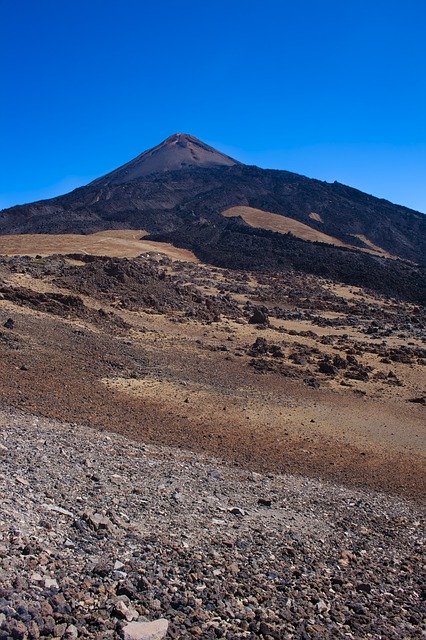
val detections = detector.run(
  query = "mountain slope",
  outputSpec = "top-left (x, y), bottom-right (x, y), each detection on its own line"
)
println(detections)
top-left (91, 133), bottom-right (239, 185)
top-left (1, 161), bottom-right (423, 262)
top-left (222, 205), bottom-right (395, 256)
top-left (0, 134), bottom-right (425, 302)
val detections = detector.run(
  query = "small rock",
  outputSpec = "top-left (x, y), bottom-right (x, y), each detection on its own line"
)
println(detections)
top-left (44, 577), bottom-right (59, 589)
top-left (54, 623), bottom-right (67, 637)
top-left (44, 504), bottom-right (75, 517)
top-left (114, 600), bottom-right (136, 621)
top-left (9, 620), bottom-right (27, 639)
top-left (258, 498), bottom-right (272, 507)
top-left (259, 621), bottom-right (274, 636)
top-left (122, 619), bottom-right (169, 640)
top-left (92, 561), bottom-right (111, 577)
top-left (318, 360), bottom-right (338, 376)
top-left (356, 582), bottom-right (371, 593)
top-left (82, 509), bottom-right (113, 531)
top-left (65, 624), bottom-right (78, 639)
top-left (15, 476), bottom-right (29, 486)
top-left (31, 572), bottom-right (44, 582)
top-left (339, 549), bottom-right (356, 566)
top-left (316, 599), bottom-right (329, 614)
top-left (27, 620), bottom-right (40, 639)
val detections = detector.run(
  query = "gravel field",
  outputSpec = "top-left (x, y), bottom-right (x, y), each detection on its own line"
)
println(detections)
top-left (0, 406), bottom-right (424, 639)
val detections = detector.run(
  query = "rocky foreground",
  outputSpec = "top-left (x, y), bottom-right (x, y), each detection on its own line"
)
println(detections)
top-left (0, 407), bottom-right (424, 639)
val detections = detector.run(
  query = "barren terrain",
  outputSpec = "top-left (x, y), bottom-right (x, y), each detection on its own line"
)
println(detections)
top-left (222, 207), bottom-right (349, 247)
top-left (0, 233), bottom-right (425, 639)
top-left (0, 407), bottom-right (424, 639)
top-left (0, 230), bottom-right (198, 262)
top-left (0, 239), bottom-right (424, 499)
top-left (222, 207), bottom-right (394, 258)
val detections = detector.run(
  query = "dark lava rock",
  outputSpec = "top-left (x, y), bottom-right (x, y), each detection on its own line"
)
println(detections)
top-left (304, 377), bottom-right (320, 388)
top-left (333, 354), bottom-right (348, 369)
top-left (258, 498), bottom-right (272, 507)
top-left (248, 308), bottom-right (269, 326)
top-left (269, 345), bottom-right (284, 358)
top-left (249, 337), bottom-right (269, 356)
top-left (318, 360), bottom-right (338, 376)
top-left (289, 352), bottom-right (307, 365)
top-left (249, 338), bottom-right (283, 359)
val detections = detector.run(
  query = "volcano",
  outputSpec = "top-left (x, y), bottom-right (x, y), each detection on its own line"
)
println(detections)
top-left (0, 133), bottom-right (424, 303)
top-left (91, 133), bottom-right (239, 186)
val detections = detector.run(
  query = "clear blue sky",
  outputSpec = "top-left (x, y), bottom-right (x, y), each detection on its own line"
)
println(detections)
top-left (1, 0), bottom-right (425, 212)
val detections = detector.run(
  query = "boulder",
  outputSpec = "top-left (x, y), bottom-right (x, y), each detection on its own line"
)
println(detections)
top-left (318, 360), bottom-right (338, 376)
top-left (248, 308), bottom-right (269, 325)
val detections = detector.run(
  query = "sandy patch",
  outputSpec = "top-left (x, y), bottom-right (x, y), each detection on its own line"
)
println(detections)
top-left (352, 233), bottom-right (394, 258)
top-left (101, 373), bottom-right (425, 456)
top-left (223, 206), bottom-right (347, 246)
top-left (222, 206), bottom-right (396, 259)
top-left (0, 229), bottom-right (198, 262)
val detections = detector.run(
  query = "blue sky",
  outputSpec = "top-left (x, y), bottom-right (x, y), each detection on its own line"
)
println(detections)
top-left (1, 0), bottom-right (425, 212)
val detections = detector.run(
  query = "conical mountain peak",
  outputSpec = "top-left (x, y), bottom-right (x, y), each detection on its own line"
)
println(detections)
top-left (94, 133), bottom-right (240, 185)
top-left (163, 132), bottom-right (201, 144)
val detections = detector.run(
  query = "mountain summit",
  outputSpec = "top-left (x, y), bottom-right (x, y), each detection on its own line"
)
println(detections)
top-left (92, 133), bottom-right (240, 185)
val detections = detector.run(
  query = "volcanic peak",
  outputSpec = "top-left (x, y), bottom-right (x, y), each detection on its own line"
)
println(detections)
top-left (93, 133), bottom-right (240, 185)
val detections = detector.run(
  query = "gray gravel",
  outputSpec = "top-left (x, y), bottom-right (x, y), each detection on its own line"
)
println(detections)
top-left (0, 406), bottom-right (424, 639)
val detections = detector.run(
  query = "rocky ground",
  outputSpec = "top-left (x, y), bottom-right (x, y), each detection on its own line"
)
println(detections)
top-left (0, 249), bottom-right (425, 638)
top-left (0, 253), bottom-right (424, 498)
top-left (0, 406), bottom-right (424, 639)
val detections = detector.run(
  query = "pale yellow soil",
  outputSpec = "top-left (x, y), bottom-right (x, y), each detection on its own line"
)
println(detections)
top-left (309, 212), bottom-right (323, 222)
top-left (222, 206), bottom-right (394, 258)
top-left (0, 229), bottom-right (198, 262)
top-left (352, 233), bottom-right (394, 258)
top-left (102, 372), bottom-right (425, 456)
top-left (223, 206), bottom-right (348, 246)
top-left (325, 282), bottom-right (388, 305)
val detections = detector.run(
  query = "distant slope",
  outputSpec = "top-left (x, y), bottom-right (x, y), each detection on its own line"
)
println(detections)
top-left (222, 206), bottom-right (395, 257)
top-left (149, 217), bottom-right (425, 305)
top-left (1, 163), bottom-right (424, 263)
top-left (223, 205), bottom-right (348, 246)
